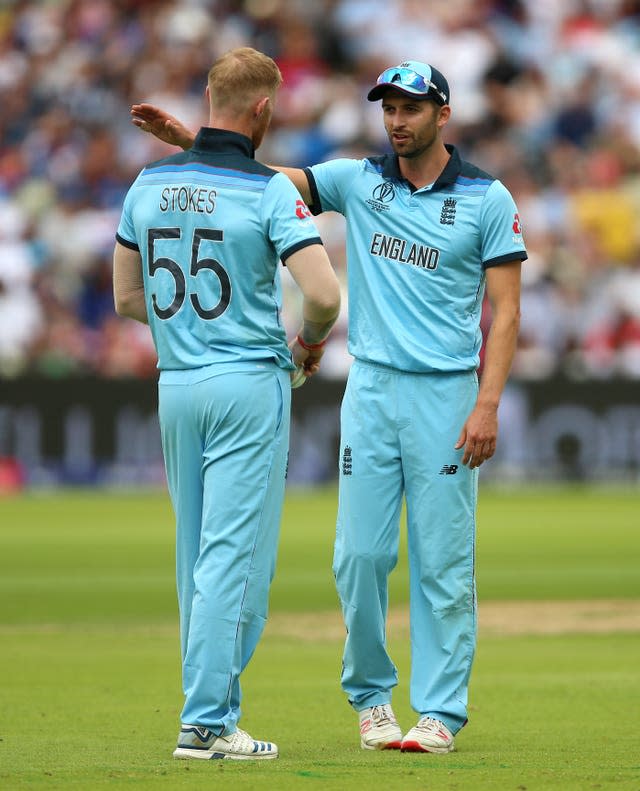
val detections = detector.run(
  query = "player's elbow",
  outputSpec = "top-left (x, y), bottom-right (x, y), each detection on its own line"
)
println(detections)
top-left (306, 280), bottom-right (341, 322)
top-left (494, 300), bottom-right (521, 333)
top-left (114, 291), bottom-right (133, 318)
top-left (288, 245), bottom-right (341, 321)
top-left (114, 290), bottom-right (147, 323)
top-left (318, 278), bottom-right (342, 314)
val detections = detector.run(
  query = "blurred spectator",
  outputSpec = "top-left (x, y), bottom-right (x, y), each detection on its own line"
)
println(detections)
top-left (0, 198), bottom-right (43, 376)
top-left (2, 0), bottom-right (640, 379)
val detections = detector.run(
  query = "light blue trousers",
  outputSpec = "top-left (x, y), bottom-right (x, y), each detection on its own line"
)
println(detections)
top-left (158, 363), bottom-right (291, 734)
top-left (333, 360), bottom-right (478, 734)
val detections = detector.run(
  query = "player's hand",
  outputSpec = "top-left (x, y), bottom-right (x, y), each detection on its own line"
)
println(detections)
top-left (288, 337), bottom-right (325, 388)
top-left (130, 103), bottom-right (196, 150)
top-left (455, 402), bottom-right (498, 469)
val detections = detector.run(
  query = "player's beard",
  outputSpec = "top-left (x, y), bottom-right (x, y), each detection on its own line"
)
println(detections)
top-left (386, 105), bottom-right (440, 159)
top-left (389, 126), bottom-right (438, 159)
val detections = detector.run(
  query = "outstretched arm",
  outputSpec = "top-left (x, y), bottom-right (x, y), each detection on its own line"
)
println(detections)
top-left (130, 103), bottom-right (313, 205)
top-left (130, 103), bottom-right (196, 150)
top-left (269, 166), bottom-right (312, 206)
top-left (455, 261), bottom-right (521, 468)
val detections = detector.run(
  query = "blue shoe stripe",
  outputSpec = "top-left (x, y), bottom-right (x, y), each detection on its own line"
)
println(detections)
top-left (178, 729), bottom-right (275, 757)
top-left (250, 741), bottom-right (272, 753)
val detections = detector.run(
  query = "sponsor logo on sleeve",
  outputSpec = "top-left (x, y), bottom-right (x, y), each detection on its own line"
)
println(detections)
top-left (512, 212), bottom-right (523, 242)
top-left (295, 199), bottom-right (312, 219)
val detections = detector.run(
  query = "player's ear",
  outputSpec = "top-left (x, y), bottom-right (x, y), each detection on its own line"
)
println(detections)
top-left (437, 104), bottom-right (451, 127)
top-left (254, 96), bottom-right (270, 119)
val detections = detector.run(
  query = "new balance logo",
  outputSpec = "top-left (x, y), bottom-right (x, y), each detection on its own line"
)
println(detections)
top-left (439, 464), bottom-right (458, 475)
top-left (342, 446), bottom-right (353, 476)
top-left (360, 718), bottom-right (372, 735)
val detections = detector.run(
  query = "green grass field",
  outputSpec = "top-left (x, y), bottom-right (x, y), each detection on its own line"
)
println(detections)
top-left (1, 485), bottom-right (639, 790)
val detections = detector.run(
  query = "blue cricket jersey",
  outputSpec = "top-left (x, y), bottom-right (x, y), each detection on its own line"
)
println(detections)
top-left (305, 145), bottom-right (527, 372)
top-left (117, 128), bottom-right (322, 371)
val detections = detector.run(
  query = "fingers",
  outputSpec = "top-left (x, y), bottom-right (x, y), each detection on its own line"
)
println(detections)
top-left (455, 425), bottom-right (497, 468)
top-left (130, 104), bottom-right (161, 126)
top-left (303, 358), bottom-right (321, 374)
top-left (288, 338), bottom-right (324, 384)
top-left (130, 108), bottom-right (153, 132)
top-left (290, 356), bottom-right (322, 390)
top-left (462, 438), bottom-right (496, 469)
top-left (131, 103), bottom-right (159, 116)
top-left (290, 365), bottom-right (307, 389)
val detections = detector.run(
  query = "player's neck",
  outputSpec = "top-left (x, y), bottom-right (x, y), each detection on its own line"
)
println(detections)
top-left (208, 111), bottom-right (254, 142)
top-left (398, 143), bottom-right (450, 190)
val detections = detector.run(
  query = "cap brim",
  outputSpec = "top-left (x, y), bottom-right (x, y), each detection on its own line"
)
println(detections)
top-left (367, 83), bottom-right (434, 102)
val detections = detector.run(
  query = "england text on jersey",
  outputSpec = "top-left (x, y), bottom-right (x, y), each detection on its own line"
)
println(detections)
top-left (370, 231), bottom-right (439, 271)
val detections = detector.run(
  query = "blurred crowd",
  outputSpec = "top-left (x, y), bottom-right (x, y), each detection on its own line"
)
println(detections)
top-left (2, 0), bottom-right (640, 381)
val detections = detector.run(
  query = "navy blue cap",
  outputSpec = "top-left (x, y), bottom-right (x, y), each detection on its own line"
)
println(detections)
top-left (367, 61), bottom-right (450, 105)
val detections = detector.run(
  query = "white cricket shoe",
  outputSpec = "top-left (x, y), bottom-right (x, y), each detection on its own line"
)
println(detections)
top-left (173, 724), bottom-right (278, 760)
top-left (401, 716), bottom-right (455, 753)
top-left (359, 704), bottom-right (402, 750)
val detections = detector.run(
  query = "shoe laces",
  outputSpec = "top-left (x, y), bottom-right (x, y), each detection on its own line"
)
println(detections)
top-left (227, 728), bottom-right (257, 752)
top-left (371, 704), bottom-right (397, 726)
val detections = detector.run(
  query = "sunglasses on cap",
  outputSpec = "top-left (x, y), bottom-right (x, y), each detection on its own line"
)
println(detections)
top-left (373, 67), bottom-right (448, 105)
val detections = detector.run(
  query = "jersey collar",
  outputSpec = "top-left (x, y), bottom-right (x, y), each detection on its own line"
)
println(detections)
top-left (192, 127), bottom-right (256, 158)
top-left (381, 144), bottom-right (460, 191)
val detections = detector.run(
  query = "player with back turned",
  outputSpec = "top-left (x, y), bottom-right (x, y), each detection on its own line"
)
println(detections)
top-left (132, 59), bottom-right (526, 754)
top-left (113, 47), bottom-right (340, 760)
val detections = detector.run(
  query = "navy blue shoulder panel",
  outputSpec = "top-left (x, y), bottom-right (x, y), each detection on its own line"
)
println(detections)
top-left (143, 148), bottom-right (278, 180)
top-left (457, 158), bottom-right (495, 184)
top-left (362, 146), bottom-right (496, 187)
top-left (365, 154), bottom-right (400, 180)
top-left (366, 154), bottom-right (387, 171)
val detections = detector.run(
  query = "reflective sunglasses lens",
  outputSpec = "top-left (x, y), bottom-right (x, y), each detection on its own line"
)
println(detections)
top-left (376, 68), bottom-right (427, 92)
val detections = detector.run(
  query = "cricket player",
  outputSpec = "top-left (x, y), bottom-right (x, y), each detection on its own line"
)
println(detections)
top-left (131, 59), bottom-right (526, 754)
top-left (113, 47), bottom-right (340, 760)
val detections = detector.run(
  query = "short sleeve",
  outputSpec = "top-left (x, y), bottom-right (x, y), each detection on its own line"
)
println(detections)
top-left (262, 172), bottom-right (323, 262)
top-left (115, 171), bottom-right (143, 250)
top-left (306, 158), bottom-right (361, 215)
top-left (480, 180), bottom-right (528, 268)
